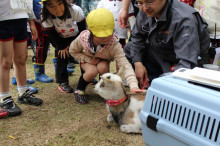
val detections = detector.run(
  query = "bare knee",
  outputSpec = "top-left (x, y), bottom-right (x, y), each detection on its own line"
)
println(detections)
top-left (84, 67), bottom-right (98, 80)
top-left (97, 61), bottom-right (109, 75)
top-left (13, 54), bottom-right (27, 66)
top-left (0, 57), bottom-right (12, 70)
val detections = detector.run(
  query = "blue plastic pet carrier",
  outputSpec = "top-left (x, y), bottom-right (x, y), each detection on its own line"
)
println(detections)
top-left (140, 75), bottom-right (220, 146)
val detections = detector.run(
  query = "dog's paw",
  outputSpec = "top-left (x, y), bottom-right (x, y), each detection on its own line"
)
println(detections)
top-left (107, 114), bottom-right (114, 122)
top-left (120, 125), bottom-right (130, 133)
top-left (120, 124), bottom-right (142, 133)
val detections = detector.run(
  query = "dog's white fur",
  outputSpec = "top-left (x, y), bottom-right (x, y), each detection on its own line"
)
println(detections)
top-left (94, 68), bottom-right (146, 133)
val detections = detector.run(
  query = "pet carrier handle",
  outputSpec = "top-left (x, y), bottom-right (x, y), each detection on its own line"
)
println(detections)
top-left (145, 115), bottom-right (213, 146)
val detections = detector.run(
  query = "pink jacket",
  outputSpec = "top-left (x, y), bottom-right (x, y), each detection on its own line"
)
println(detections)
top-left (69, 30), bottom-right (139, 89)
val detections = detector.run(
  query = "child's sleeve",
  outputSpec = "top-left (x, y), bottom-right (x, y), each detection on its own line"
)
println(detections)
top-left (112, 43), bottom-right (139, 89)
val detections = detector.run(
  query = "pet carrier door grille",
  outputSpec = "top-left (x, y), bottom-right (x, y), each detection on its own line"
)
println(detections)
top-left (149, 95), bottom-right (220, 144)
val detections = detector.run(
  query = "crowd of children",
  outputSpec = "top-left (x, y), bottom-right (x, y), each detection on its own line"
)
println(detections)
top-left (0, 0), bottom-right (219, 119)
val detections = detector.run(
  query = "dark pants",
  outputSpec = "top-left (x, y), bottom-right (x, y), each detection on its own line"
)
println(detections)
top-left (56, 56), bottom-right (69, 83)
top-left (35, 22), bottom-right (50, 64)
top-left (54, 36), bottom-right (77, 84)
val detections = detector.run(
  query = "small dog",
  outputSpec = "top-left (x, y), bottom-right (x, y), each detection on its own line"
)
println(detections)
top-left (94, 68), bottom-right (146, 133)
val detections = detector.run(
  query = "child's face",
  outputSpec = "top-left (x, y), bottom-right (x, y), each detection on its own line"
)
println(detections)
top-left (46, 0), bottom-right (65, 17)
top-left (93, 35), bottom-right (113, 45)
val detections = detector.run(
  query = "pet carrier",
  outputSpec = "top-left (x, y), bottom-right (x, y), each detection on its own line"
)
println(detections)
top-left (140, 71), bottom-right (220, 146)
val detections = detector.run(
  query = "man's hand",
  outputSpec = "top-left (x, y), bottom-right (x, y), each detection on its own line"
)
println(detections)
top-left (134, 62), bottom-right (149, 88)
top-left (58, 46), bottom-right (69, 59)
top-left (119, 11), bottom-right (129, 29)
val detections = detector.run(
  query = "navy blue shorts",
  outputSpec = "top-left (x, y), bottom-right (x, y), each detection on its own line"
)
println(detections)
top-left (0, 18), bottom-right (28, 42)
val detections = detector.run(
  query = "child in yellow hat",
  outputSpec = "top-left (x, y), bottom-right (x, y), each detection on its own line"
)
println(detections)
top-left (69, 8), bottom-right (141, 104)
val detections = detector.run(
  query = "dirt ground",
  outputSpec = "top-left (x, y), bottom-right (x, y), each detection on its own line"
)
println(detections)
top-left (0, 48), bottom-right (145, 146)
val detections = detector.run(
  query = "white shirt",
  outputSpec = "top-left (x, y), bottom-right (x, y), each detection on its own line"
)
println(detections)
top-left (0, 0), bottom-right (35, 21)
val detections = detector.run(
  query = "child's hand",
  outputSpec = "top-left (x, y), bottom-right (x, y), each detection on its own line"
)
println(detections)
top-left (130, 88), bottom-right (143, 93)
top-left (89, 58), bottom-right (100, 65)
top-left (28, 20), bottom-right (37, 41)
top-left (58, 46), bottom-right (69, 59)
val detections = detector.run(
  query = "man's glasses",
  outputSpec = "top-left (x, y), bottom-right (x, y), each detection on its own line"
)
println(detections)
top-left (134, 0), bottom-right (156, 7)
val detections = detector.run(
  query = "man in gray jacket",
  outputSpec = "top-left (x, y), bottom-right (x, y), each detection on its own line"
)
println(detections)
top-left (125, 0), bottom-right (210, 87)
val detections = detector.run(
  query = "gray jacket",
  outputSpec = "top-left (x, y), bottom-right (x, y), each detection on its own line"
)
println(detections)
top-left (125, 0), bottom-right (210, 72)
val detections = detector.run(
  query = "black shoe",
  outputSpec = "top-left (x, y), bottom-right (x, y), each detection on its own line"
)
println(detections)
top-left (89, 78), bottom-right (98, 85)
top-left (17, 90), bottom-right (43, 106)
top-left (58, 83), bottom-right (73, 93)
top-left (67, 63), bottom-right (76, 68)
top-left (0, 97), bottom-right (22, 116)
top-left (74, 89), bottom-right (87, 104)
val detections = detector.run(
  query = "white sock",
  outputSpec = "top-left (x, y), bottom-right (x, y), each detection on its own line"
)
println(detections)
top-left (17, 85), bottom-right (28, 96)
top-left (0, 92), bottom-right (11, 102)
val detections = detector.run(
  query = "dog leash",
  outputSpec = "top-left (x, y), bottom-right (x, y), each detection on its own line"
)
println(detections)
top-left (141, 80), bottom-right (150, 90)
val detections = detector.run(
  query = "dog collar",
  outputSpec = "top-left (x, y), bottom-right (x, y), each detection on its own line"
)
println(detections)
top-left (106, 96), bottom-right (127, 106)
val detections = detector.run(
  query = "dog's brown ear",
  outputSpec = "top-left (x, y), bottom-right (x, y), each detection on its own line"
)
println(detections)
top-left (102, 75), bottom-right (114, 86)
top-left (117, 65), bottom-right (125, 79)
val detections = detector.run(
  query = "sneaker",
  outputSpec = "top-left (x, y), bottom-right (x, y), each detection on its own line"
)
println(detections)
top-left (74, 89), bottom-right (87, 104)
top-left (67, 63), bottom-right (76, 68)
top-left (0, 109), bottom-right (9, 119)
top-left (67, 68), bottom-right (75, 75)
top-left (27, 85), bottom-right (38, 94)
top-left (89, 78), bottom-right (98, 85)
top-left (58, 83), bottom-right (73, 93)
top-left (16, 85), bottom-right (38, 94)
top-left (0, 97), bottom-right (22, 116)
top-left (17, 90), bottom-right (43, 106)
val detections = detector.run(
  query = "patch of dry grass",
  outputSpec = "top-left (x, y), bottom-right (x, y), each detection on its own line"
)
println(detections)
top-left (0, 47), bottom-right (144, 145)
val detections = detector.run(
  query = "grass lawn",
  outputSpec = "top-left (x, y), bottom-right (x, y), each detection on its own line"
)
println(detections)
top-left (0, 47), bottom-right (144, 145)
